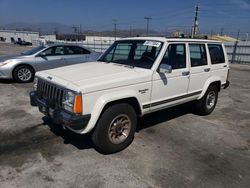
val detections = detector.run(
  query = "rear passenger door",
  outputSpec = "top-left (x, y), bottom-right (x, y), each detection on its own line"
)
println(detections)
top-left (188, 43), bottom-right (210, 94)
top-left (207, 44), bottom-right (228, 84)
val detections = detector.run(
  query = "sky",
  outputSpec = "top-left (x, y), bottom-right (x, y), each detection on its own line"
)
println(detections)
top-left (0, 0), bottom-right (250, 35)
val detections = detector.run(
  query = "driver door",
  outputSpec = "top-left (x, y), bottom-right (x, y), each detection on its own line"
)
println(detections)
top-left (35, 46), bottom-right (68, 71)
top-left (149, 43), bottom-right (190, 111)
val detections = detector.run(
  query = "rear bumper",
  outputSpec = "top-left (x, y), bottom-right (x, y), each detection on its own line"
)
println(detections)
top-left (222, 81), bottom-right (230, 89)
top-left (30, 91), bottom-right (91, 131)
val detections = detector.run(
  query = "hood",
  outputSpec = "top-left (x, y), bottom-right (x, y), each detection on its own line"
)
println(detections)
top-left (0, 54), bottom-right (31, 62)
top-left (36, 62), bottom-right (152, 94)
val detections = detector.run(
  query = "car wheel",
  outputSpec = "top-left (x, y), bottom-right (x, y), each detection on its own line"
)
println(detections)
top-left (13, 65), bottom-right (34, 83)
top-left (92, 103), bottom-right (137, 154)
top-left (194, 85), bottom-right (218, 115)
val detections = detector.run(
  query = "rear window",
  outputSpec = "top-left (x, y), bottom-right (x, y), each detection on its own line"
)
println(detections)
top-left (208, 44), bottom-right (225, 64)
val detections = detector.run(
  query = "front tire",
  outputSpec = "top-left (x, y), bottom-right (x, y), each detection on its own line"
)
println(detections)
top-left (194, 85), bottom-right (218, 115)
top-left (92, 103), bottom-right (137, 154)
top-left (13, 65), bottom-right (34, 83)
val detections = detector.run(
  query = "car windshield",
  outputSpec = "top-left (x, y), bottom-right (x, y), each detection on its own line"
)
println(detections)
top-left (98, 40), bottom-right (163, 69)
top-left (22, 46), bottom-right (46, 55)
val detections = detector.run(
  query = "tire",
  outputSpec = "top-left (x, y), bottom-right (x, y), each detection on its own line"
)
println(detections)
top-left (194, 85), bottom-right (218, 115)
top-left (92, 103), bottom-right (137, 154)
top-left (13, 65), bottom-right (34, 83)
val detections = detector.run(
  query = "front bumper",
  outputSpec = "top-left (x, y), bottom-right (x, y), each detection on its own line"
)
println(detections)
top-left (222, 81), bottom-right (230, 89)
top-left (30, 91), bottom-right (90, 131)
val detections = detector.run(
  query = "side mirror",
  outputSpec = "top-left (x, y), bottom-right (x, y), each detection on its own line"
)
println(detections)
top-left (39, 52), bottom-right (46, 57)
top-left (158, 64), bottom-right (172, 74)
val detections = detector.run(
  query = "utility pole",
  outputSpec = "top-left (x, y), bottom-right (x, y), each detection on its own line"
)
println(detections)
top-left (130, 25), bottom-right (132, 37)
top-left (144, 17), bottom-right (152, 35)
top-left (236, 29), bottom-right (240, 40)
top-left (191, 4), bottom-right (199, 38)
top-left (113, 19), bottom-right (118, 40)
top-left (220, 28), bottom-right (224, 36)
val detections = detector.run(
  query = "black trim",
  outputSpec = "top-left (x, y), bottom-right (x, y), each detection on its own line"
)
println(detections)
top-left (221, 81), bottom-right (230, 89)
top-left (143, 91), bottom-right (202, 109)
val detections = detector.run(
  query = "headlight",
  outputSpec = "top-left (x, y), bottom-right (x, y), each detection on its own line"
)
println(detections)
top-left (0, 60), bottom-right (11, 67)
top-left (33, 77), bottom-right (38, 91)
top-left (62, 91), bottom-right (82, 113)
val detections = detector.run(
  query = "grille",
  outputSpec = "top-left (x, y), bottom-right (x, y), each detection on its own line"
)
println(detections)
top-left (37, 79), bottom-right (65, 107)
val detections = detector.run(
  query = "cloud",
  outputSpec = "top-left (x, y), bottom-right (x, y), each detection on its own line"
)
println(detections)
top-left (232, 0), bottom-right (250, 10)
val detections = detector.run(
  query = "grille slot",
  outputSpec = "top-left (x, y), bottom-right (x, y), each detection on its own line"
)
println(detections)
top-left (37, 79), bottom-right (65, 107)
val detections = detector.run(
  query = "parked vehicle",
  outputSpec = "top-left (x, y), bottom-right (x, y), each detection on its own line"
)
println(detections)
top-left (0, 44), bottom-right (101, 82)
top-left (30, 37), bottom-right (230, 154)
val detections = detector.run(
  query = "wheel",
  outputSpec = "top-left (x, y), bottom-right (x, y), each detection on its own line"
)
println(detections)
top-left (13, 65), bottom-right (34, 83)
top-left (194, 85), bottom-right (218, 115)
top-left (92, 103), bottom-right (137, 154)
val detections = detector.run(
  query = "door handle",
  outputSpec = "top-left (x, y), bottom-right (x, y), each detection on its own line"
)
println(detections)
top-left (182, 71), bottom-right (190, 76)
top-left (204, 68), bottom-right (210, 72)
top-left (223, 65), bottom-right (227, 67)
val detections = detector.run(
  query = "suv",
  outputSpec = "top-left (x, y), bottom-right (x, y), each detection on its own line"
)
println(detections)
top-left (30, 37), bottom-right (230, 154)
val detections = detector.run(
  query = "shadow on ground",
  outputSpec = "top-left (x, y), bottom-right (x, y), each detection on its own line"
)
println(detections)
top-left (0, 78), bottom-right (16, 84)
top-left (44, 103), bottom-right (193, 151)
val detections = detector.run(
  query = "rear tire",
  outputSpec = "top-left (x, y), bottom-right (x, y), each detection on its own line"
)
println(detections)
top-left (92, 103), bottom-right (137, 154)
top-left (13, 65), bottom-right (34, 83)
top-left (194, 85), bottom-right (218, 115)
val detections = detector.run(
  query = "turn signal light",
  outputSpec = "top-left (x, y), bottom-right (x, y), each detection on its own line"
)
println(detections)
top-left (74, 95), bottom-right (82, 113)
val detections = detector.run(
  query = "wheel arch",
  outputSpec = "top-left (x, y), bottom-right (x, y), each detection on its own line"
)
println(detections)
top-left (12, 63), bottom-right (36, 78)
top-left (78, 92), bottom-right (142, 134)
top-left (198, 77), bottom-right (221, 100)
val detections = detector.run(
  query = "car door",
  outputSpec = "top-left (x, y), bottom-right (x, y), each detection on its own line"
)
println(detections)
top-left (35, 46), bottom-right (67, 71)
top-left (187, 43), bottom-right (210, 94)
top-left (64, 46), bottom-right (91, 66)
top-left (150, 43), bottom-right (190, 111)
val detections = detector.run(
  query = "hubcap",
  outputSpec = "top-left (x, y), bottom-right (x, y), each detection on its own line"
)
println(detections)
top-left (206, 91), bottom-right (216, 109)
top-left (108, 114), bottom-right (131, 144)
top-left (17, 68), bottom-right (32, 81)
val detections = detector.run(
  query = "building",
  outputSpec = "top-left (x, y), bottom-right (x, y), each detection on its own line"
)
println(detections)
top-left (0, 30), bottom-right (39, 43)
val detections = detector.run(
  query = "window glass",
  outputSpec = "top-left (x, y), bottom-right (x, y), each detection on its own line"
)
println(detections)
top-left (65, 46), bottom-right (91, 55)
top-left (208, 44), bottom-right (225, 64)
top-left (189, 44), bottom-right (207, 67)
top-left (22, 46), bottom-right (46, 55)
top-left (160, 44), bottom-right (186, 69)
top-left (42, 47), bottom-right (54, 56)
top-left (98, 40), bottom-right (163, 69)
top-left (54, 46), bottom-right (64, 55)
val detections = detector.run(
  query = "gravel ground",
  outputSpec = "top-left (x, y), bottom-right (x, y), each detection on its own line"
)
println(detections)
top-left (0, 43), bottom-right (249, 188)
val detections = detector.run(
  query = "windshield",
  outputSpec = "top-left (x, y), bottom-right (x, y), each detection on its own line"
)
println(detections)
top-left (98, 40), bottom-right (163, 69)
top-left (22, 46), bottom-right (46, 55)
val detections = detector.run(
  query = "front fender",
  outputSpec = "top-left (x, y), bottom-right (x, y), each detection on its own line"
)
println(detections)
top-left (198, 76), bottom-right (221, 100)
top-left (79, 90), bottom-right (141, 134)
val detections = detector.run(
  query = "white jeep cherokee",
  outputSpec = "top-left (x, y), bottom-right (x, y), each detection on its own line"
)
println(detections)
top-left (30, 37), bottom-right (230, 153)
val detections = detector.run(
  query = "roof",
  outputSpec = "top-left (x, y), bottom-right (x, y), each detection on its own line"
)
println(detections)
top-left (118, 37), bottom-right (222, 43)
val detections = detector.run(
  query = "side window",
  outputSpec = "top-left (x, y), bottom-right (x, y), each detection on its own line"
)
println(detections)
top-left (54, 46), bottom-right (64, 55)
top-left (65, 46), bottom-right (91, 55)
top-left (160, 44), bottom-right (186, 69)
top-left (189, 44), bottom-right (207, 67)
top-left (208, 44), bottom-right (225, 64)
top-left (42, 47), bottom-right (55, 56)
